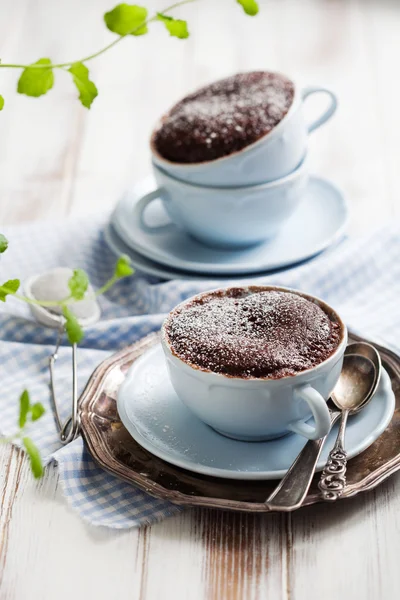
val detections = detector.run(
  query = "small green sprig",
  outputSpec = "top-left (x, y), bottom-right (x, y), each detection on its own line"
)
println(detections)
top-left (0, 234), bottom-right (8, 253)
top-left (0, 233), bottom-right (134, 476)
top-left (157, 13), bottom-right (189, 39)
top-left (237, 0), bottom-right (259, 16)
top-left (0, 390), bottom-right (46, 478)
top-left (0, 0), bottom-right (259, 110)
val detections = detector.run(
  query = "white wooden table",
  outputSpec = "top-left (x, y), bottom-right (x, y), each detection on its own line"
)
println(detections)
top-left (1, 1), bottom-right (400, 598)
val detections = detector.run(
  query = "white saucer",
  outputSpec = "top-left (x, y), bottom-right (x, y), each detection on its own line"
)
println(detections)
top-left (117, 344), bottom-right (395, 481)
top-left (104, 223), bottom-right (251, 281)
top-left (111, 176), bottom-right (348, 276)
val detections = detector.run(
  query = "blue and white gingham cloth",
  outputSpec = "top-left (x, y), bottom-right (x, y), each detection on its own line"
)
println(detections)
top-left (0, 216), bottom-right (399, 528)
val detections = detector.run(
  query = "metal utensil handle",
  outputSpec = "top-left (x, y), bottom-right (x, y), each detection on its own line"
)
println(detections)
top-left (318, 410), bottom-right (349, 501)
top-left (49, 328), bottom-right (81, 445)
top-left (266, 411), bottom-right (341, 511)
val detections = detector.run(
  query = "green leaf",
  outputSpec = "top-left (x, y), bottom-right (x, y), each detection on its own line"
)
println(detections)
top-left (68, 62), bottom-right (98, 109)
top-left (22, 437), bottom-right (44, 479)
top-left (17, 58), bottom-right (54, 98)
top-left (0, 95), bottom-right (4, 110)
top-left (19, 390), bottom-right (31, 429)
top-left (114, 255), bottom-right (134, 278)
top-left (68, 268), bottom-right (89, 300)
top-left (157, 13), bottom-right (189, 39)
top-left (0, 233), bottom-right (8, 253)
top-left (31, 403), bottom-right (45, 422)
top-left (0, 279), bottom-right (20, 302)
top-left (104, 4), bottom-right (148, 36)
top-left (236, 0), bottom-right (259, 15)
top-left (62, 305), bottom-right (84, 345)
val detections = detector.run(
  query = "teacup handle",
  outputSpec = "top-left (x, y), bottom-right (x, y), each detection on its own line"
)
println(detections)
top-left (301, 86), bottom-right (338, 134)
top-left (288, 384), bottom-right (331, 440)
top-left (132, 188), bottom-right (176, 235)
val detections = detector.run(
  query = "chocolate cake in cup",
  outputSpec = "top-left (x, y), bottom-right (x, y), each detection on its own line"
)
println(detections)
top-left (151, 71), bottom-right (337, 186)
top-left (162, 286), bottom-right (347, 441)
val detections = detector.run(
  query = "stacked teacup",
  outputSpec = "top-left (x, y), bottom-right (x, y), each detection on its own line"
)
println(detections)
top-left (134, 71), bottom-right (337, 250)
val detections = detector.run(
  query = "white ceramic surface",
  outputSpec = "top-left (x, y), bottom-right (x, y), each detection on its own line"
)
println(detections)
top-left (111, 175), bottom-right (348, 276)
top-left (151, 82), bottom-right (337, 186)
top-left (117, 344), bottom-right (395, 480)
top-left (133, 160), bottom-right (308, 249)
top-left (161, 286), bottom-right (347, 441)
top-left (104, 224), bottom-right (248, 281)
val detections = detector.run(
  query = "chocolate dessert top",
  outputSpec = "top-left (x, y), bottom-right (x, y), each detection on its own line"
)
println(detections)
top-left (164, 288), bottom-right (342, 379)
top-left (153, 71), bottom-right (295, 164)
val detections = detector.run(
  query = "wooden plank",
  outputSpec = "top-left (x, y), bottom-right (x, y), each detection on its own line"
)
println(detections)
top-left (288, 474), bottom-right (400, 600)
top-left (0, 0), bottom-right (99, 224)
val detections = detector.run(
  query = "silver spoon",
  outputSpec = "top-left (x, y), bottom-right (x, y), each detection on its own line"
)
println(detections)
top-left (318, 353), bottom-right (377, 501)
top-left (266, 351), bottom-right (378, 510)
top-left (25, 268), bottom-right (101, 444)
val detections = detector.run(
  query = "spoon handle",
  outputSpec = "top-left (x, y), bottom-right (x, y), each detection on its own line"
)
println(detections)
top-left (318, 409), bottom-right (349, 501)
top-left (265, 411), bottom-right (341, 511)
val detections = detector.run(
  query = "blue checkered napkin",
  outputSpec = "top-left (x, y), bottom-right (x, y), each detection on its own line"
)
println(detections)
top-left (0, 216), bottom-right (399, 528)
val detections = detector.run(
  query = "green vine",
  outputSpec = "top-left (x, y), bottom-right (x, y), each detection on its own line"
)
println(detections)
top-left (0, 0), bottom-right (258, 478)
top-left (0, 0), bottom-right (259, 111)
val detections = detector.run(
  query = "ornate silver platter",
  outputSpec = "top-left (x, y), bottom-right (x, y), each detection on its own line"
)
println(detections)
top-left (79, 332), bottom-right (400, 512)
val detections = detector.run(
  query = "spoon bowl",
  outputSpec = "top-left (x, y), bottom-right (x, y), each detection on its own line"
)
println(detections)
top-left (345, 342), bottom-right (382, 403)
top-left (25, 267), bottom-right (101, 329)
top-left (331, 354), bottom-right (376, 414)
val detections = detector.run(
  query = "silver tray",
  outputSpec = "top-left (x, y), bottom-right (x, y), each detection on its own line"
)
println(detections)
top-left (79, 332), bottom-right (400, 512)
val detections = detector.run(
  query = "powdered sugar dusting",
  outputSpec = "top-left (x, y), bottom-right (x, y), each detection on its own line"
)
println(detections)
top-left (165, 288), bottom-right (342, 379)
top-left (154, 72), bottom-right (295, 163)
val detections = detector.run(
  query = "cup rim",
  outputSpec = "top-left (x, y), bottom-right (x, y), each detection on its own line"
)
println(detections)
top-left (153, 153), bottom-right (308, 192)
top-left (161, 285), bottom-right (348, 384)
top-left (150, 71), bottom-right (300, 170)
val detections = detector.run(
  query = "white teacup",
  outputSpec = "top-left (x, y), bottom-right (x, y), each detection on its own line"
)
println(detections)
top-left (162, 286), bottom-right (347, 442)
top-left (151, 79), bottom-right (337, 187)
top-left (132, 158), bottom-right (308, 249)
